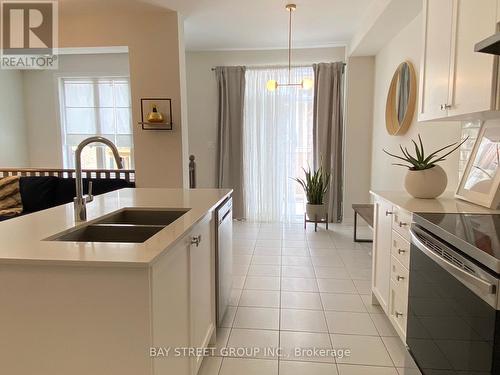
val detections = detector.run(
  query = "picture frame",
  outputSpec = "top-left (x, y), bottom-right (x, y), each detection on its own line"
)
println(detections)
top-left (456, 120), bottom-right (500, 209)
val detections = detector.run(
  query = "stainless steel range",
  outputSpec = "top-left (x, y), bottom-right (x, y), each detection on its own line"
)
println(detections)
top-left (408, 213), bottom-right (500, 374)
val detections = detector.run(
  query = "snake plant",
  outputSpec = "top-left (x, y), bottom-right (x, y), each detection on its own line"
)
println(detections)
top-left (293, 166), bottom-right (331, 205)
top-left (383, 134), bottom-right (468, 171)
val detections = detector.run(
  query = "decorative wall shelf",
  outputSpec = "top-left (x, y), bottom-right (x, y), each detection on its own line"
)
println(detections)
top-left (139, 98), bottom-right (173, 131)
top-left (139, 122), bottom-right (173, 131)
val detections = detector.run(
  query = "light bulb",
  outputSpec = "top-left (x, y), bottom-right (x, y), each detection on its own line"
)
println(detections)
top-left (301, 78), bottom-right (313, 90)
top-left (266, 79), bottom-right (278, 91)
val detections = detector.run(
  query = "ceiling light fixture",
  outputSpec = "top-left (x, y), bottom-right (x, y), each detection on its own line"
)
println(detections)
top-left (266, 4), bottom-right (313, 92)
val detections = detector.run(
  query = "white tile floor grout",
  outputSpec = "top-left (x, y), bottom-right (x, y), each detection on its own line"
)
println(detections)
top-left (199, 221), bottom-right (421, 375)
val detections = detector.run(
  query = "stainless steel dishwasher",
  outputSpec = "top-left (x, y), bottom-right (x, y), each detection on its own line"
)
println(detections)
top-left (215, 197), bottom-right (233, 326)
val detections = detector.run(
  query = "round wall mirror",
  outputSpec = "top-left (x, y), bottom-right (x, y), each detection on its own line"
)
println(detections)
top-left (385, 61), bottom-right (416, 136)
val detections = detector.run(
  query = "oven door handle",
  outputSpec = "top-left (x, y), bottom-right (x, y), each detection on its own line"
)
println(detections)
top-left (410, 229), bottom-right (497, 296)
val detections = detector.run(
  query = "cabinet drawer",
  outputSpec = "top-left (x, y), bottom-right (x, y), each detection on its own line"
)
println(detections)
top-left (391, 256), bottom-right (409, 293)
top-left (391, 231), bottom-right (410, 269)
top-left (392, 207), bottom-right (411, 240)
top-left (389, 280), bottom-right (408, 339)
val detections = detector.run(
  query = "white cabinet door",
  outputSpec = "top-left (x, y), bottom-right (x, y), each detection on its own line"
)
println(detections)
top-left (418, 0), bottom-right (455, 121)
top-left (448, 0), bottom-right (498, 118)
top-left (151, 215), bottom-right (215, 375)
top-left (151, 235), bottom-right (191, 375)
top-left (372, 198), bottom-right (393, 313)
top-left (189, 215), bottom-right (215, 375)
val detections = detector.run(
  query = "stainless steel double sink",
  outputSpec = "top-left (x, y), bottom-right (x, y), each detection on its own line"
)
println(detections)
top-left (47, 208), bottom-right (190, 243)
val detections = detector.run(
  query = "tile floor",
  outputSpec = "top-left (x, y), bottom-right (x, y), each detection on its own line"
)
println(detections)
top-left (199, 221), bottom-right (421, 375)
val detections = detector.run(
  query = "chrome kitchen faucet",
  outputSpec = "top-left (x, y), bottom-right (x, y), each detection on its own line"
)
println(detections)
top-left (74, 137), bottom-right (124, 222)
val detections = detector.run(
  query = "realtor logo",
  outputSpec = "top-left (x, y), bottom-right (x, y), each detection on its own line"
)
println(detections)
top-left (0, 0), bottom-right (58, 69)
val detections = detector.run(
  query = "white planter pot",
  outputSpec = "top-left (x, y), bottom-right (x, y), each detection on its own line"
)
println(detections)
top-left (306, 203), bottom-right (326, 220)
top-left (404, 165), bottom-right (447, 199)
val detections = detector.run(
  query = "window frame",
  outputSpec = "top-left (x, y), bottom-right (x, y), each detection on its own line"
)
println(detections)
top-left (57, 75), bottom-right (134, 169)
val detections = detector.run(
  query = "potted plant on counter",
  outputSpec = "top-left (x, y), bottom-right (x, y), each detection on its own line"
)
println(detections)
top-left (383, 134), bottom-right (468, 199)
top-left (293, 166), bottom-right (331, 220)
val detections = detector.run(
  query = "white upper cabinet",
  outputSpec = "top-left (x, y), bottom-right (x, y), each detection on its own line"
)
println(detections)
top-left (449, 0), bottom-right (498, 118)
top-left (419, 0), bottom-right (499, 121)
top-left (419, 0), bottom-right (455, 121)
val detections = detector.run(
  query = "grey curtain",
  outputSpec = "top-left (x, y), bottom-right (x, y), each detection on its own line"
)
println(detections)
top-left (215, 66), bottom-right (246, 219)
top-left (312, 62), bottom-right (344, 223)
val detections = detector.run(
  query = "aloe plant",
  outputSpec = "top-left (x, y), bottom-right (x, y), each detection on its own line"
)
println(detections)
top-left (293, 166), bottom-right (331, 205)
top-left (383, 134), bottom-right (468, 171)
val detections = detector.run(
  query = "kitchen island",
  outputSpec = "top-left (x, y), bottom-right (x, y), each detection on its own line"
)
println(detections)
top-left (0, 188), bottom-right (232, 375)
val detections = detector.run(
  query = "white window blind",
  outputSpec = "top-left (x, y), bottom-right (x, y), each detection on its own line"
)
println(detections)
top-left (59, 77), bottom-right (133, 169)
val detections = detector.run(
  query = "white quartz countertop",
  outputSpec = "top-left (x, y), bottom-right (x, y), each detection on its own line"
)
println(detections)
top-left (0, 188), bottom-right (232, 267)
top-left (370, 190), bottom-right (500, 214)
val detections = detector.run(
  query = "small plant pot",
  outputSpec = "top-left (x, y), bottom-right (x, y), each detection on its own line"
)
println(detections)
top-left (306, 203), bottom-right (326, 221)
top-left (404, 165), bottom-right (448, 199)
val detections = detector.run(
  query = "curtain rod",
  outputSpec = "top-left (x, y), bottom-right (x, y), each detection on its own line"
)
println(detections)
top-left (210, 62), bottom-right (346, 71)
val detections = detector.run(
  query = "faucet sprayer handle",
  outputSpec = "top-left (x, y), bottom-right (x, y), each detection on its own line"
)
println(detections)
top-left (86, 181), bottom-right (94, 203)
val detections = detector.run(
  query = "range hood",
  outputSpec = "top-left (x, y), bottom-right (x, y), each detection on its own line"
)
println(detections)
top-left (475, 32), bottom-right (500, 55)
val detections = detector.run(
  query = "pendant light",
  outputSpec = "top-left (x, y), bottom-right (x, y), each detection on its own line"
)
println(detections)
top-left (266, 4), bottom-right (313, 91)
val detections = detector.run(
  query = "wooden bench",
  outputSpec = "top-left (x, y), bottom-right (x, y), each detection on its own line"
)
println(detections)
top-left (352, 204), bottom-right (374, 243)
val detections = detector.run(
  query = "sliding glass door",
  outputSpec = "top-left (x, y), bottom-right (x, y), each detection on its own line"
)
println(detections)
top-left (243, 66), bottom-right (314, 222)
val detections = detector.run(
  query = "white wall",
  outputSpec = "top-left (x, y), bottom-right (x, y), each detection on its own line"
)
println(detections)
top-left (3, 0), bottom-right (190, 188)
top-left (186, 47), bottom-right (346, 188)
top-left (178, 15), bottom-right (190, 188)
top-left (344, 56), bottom-right (375, 219)
top-left (370, 13), bottom-right (462, 192)
top-left (23, 53), bottom-right (130, 168)
top-left (0, 70), bottom-right (29, 167)
top-left (60, 0), bottom-right (188, 188)
top-left (349, 0), bottom-right (422, 56)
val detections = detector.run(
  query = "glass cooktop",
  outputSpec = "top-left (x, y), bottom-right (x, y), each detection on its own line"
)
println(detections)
top-left (414, 213), bottom-right (500, 269)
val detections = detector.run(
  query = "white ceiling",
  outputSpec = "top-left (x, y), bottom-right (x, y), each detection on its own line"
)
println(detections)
top-left (150, 0), bottom-right (375, 51)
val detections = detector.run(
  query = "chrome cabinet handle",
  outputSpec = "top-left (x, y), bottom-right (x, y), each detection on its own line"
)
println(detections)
top-left (191, 235), bottom-right (202, 247)
top-left (395, 311), bottom-right (404, 318)
top-left (440, 104), bottom-right (452, 110)
top-left (397, 248), bottom-right (406, 255)
top-left (399, 221), bottom-right (408, 228)
top-left (385, 210), bottom-right (394, 216)
top-left (396, 275), bottom-right (405, 282)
